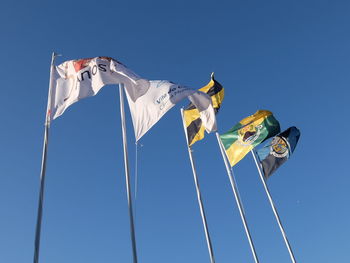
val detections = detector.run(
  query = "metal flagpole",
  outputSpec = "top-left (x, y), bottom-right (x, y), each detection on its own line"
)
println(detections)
top-left (215, 133), bottom-right (260, 263)
top-left (119, 84), bottom-right (138, 263)
top-left (33, 52), bottom-right (57, 263)
top-left (180, 109), bottom-right (216, 263)
top-left (250, 150), bottom-right (297, 263)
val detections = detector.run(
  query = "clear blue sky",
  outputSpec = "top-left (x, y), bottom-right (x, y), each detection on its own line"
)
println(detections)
top-left (1, 1), bottom-right (349, 262)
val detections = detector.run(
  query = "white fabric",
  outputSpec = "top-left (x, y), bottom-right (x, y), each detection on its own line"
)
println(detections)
top-left (49, 57), bottom-right (149, 121)
top-left (48, 56), bottom-right (216, 141)
top-left (124, 81), bottom-right (217, 141)
top-left (188, 92), bottom-right (217, 133)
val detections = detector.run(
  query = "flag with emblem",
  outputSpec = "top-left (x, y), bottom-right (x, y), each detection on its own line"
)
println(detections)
top-left (220, 110), bottom-right (280, 167)
top-left (256, 126), bottom-right (300, 178)
top-left (183, 73), bottom-right (224, 146)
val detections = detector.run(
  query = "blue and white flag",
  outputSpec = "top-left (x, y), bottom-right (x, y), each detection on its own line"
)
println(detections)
top-left (256, 126), bottom-right (300, 178)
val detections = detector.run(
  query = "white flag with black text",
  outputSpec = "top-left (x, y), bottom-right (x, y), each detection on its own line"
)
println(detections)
top-left (48, 56), bottom-right (216, 141)
top-left (124, 81), bottom-right (217, 141)
top-left (48, 56), bottom-right (149, 121)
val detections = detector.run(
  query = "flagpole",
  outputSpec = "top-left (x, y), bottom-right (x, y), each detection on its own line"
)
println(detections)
top-left (33, 52), bottom-right (57, 263)
top-left (180, 109), bottom-right (216, 263)
top-left (119, 84), bottom-right (138, 263)
top-left (251, 150), bottom-right (297, 263)
top-left (215, 132), bottom-right (260, 263)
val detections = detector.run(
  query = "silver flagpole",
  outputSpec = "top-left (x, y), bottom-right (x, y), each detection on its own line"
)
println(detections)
top-left (119, 84), bottom-right (138, 263)
top-left (33, 52), bottom-right (57, 263)
top-left (251, 150), bottom-right (297, 263)
top-left (215, 133), bottom-right (260, 263)
top-left (180, 108), bottom-right (216, 263)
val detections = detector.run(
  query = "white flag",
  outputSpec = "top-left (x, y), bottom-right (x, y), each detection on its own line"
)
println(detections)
top-left (124, 80), bottom-right (216, 141)
top-left (188, 92), bottom-right (217, 133)
top-left (48, 57), bottom-right (149, 121)
top-left (48, 56), bottom-right (216, 141)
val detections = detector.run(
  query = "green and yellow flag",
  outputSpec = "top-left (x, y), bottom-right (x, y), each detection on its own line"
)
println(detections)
top-left (220, 110), bottom-right (280, 167)
top-left (184, 73), bottom-right (224, 146)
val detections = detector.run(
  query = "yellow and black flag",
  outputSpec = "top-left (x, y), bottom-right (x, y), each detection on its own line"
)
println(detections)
top-left (183, 73), bottom-right (224, 146)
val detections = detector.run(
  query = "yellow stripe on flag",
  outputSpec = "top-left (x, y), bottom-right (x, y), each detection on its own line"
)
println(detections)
top-left (239, 110), bottom-right (272, 126)
top-left (210, 88), bottom-right (224, 109)
top-left (184, 108), bottom-right (200, 127)
top-left (225, 144), bottom-right (254, 167)
top-left (190, 125), bottom-right (206, 146)
top-left (199, 78), bottom-right (215, 93)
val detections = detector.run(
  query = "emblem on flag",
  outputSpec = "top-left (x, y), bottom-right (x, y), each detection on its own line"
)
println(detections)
top-left (270, 136), bottom-right (290, 158)
top-left (238, 124), bottom-right (263, 146)
top-left (219, 110), bottom-right (280, 167)
top-left (256, 126), bottom-right (300, 178)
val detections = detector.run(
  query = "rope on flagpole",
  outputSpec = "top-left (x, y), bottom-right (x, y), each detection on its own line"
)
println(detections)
top-left (251, 150), bottom-right (297, 263)
top-left (134, 141), bottom-right (143, 221)
top-left (134, 141), bottom-right (142, 221)
top-left (134, 142), bottom-right (138, 202)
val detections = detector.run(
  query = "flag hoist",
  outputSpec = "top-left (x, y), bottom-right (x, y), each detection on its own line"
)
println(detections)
top-left (252, 126), bottom-right (300, 263)
top-left (181, 73), bottom-right (224, 263)
top-left (217, 110), bottom-right (281, 263)
top-left (35, 54), bottom-right (216, 263)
